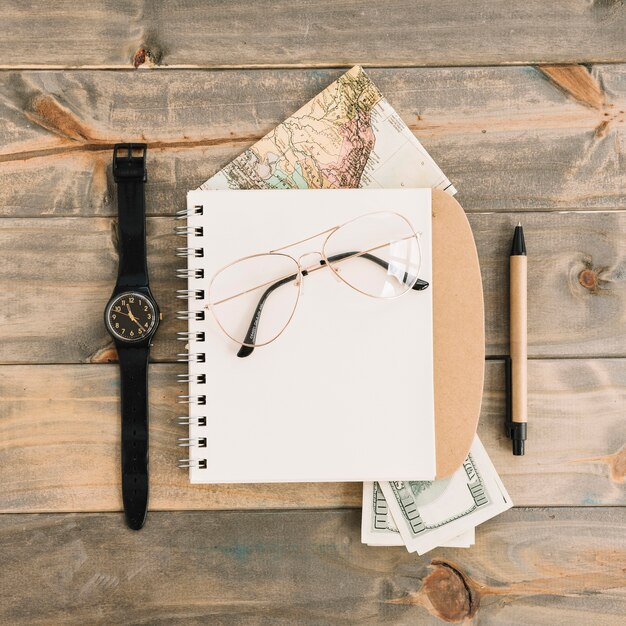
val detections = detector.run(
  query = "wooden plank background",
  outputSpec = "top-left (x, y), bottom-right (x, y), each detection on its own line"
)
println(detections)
top-left (1, 359), bottom-right (624, 512)
top-left (1, 66), bottom-right (625, 216)
top-left (1, 1), bottom-right (626, 68)
top-left (0, 1), bottom-right (624, 623)
top-left (0, 508), bottom-right (625, 625)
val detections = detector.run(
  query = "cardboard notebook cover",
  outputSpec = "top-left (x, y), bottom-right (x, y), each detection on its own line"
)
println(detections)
top-left (431, 189), bottom-right (484, 478)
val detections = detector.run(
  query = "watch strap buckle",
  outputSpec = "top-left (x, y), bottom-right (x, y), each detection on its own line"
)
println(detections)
top-left (113, 143), bottom-right (148, 182)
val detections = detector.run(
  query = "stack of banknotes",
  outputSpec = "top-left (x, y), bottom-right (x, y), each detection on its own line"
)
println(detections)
top-left (362, 436), bottom-right (512, 554)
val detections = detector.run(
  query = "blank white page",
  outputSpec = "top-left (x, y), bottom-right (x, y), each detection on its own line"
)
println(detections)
top-left (184, 188), bottom-right (435, 483)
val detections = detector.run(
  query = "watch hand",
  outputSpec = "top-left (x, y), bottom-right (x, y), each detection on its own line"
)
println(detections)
top-left (131, 316), bottom-right (145, 332)
top-left (127, 305), bottom-right (145, 326)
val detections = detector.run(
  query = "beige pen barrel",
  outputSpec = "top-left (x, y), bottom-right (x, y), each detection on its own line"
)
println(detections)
top-left (510, 255), bottom-right (527, 427)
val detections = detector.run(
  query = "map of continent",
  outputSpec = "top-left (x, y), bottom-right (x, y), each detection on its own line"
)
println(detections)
top-left (204, 66), bottom-right (381, 190)
top-left (201, 65), bottom-right (454, 194)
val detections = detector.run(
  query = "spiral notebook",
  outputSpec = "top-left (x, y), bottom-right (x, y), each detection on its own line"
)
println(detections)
top-left (176, 64), bottom-right (456, 482)
top-left (177, 188), bottom-right (436, 483)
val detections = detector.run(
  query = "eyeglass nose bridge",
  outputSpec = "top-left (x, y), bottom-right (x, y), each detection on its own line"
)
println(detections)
top-left (294, 251), bottom-right (325, 288)
top-left (296, 250), bottom-right (343, 286)
top-left (297, 250), bottom-right (324, 270)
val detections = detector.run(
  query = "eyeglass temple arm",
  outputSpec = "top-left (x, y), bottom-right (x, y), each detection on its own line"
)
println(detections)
top-left (237, 251), bottom-right (429, 358)
top-left (320, 252), bottom-right (429, 291)
top-left (237, 271), bottom-right (302, 357)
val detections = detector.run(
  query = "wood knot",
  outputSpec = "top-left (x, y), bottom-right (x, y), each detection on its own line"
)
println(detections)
top-left (133, 46), bottom-right (162, 68)
top-left (89, 346), bottom-right (118, 364)
top-left (421, 561), bottom-right (480, 622)
top-left (578, 268), bottom-right (598, 292)
top-left (133, 48), bottom-right (147, 68)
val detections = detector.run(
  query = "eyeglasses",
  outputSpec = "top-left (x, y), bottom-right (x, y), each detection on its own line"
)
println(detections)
top-left (205, 211), bottom-right (428, 357)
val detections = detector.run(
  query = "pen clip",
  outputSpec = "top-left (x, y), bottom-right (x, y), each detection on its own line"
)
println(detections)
top-left (504, 355), bottom-right (513, 438)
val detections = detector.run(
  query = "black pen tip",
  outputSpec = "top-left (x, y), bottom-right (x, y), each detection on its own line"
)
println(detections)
top-left (512, 439), bottom-right (525, 456)
top-left (511, 224), bottom-right (526, 256)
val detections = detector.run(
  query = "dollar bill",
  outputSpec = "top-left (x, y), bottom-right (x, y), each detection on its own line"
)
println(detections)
top-left (379, 436), bottom-right (512, 555)
top-left (361, 481), bottom-right (475, 548)
top-left (361, 481), bottom-right (405, 546)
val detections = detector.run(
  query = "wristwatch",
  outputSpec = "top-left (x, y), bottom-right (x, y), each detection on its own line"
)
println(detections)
top-left (104, 143), bottom-right (160, 530)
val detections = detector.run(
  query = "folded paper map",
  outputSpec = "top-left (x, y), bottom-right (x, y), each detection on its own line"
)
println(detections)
top-left (201, 65), bottom-right (456, 194)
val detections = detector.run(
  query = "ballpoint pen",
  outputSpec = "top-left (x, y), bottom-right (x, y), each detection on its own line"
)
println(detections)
top-left (506, 222), bottom-right (527, 455)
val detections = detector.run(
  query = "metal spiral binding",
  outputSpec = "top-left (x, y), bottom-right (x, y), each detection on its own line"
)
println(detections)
top-left (177, 373), bottom-right (206, 384)
top-left (177, 437), bottom-right (207, 447)
top-left (177, 458), bottom-right (207, 469)
top-left (175, 225), bottom-right (204, 237)
top-left (177, 394), bottom-right (207, 405)
top-left (177, 331), bottom-right (205, 342)
top-left (176, 268), bottom-right (204, 279)
top-left (176, 310), bottom-right (205, 321)
top-left (177, 416), bottom-right (207, 426)
top-left (176, 289), bottom-right (204, 300)
top-left (177, 204), bottom-right (208, 471)
top-left (176, 352), bottom-right (205, 363)
top-left (176, 205), bottom-right (204, 219)
top-left (176, 247), bottom-right (203, 258)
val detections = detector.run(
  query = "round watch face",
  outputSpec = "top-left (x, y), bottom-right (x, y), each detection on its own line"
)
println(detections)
top-left (106, 292), bottom-right (157, 342)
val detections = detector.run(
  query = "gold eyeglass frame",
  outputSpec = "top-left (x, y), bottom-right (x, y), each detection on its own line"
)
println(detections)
top-left (204, 210), bottom-right (424, 349)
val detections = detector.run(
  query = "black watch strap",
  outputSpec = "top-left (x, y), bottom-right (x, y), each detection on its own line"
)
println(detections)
top-left (113, 144), bottom-right (148, 289)
top-left (118, 345), bottom-right (150, 530)
top-left (112, 143), bottom-right (151, 530)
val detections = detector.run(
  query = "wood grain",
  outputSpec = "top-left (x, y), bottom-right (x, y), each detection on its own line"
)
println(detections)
top-left (481, 359), bottom-right (626, 506)
top-left (471, 211), bottom-right (626, 358)
top-left (0, 508), bottom-right (624, 624)
top-left (0, 359), bottom-right (623, 513)
top-left (1, 1), bottom-right (626, 68)
top-left (539, 65), bottom-right (606, 110)
top-left (1, 65), bottom-right (625, 216)
top-left (1, 211), bottom-right (623, 365)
